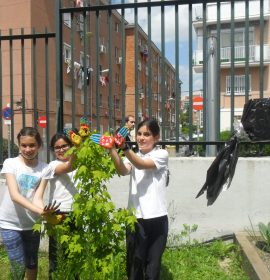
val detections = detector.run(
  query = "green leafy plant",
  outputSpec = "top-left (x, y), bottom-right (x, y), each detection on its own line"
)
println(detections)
top-left (35, 134), bottom-right (136, 279)
top-left (258, 222), bottom-right (270, 251)
top-left (167, 223), bottom-right (198, 248)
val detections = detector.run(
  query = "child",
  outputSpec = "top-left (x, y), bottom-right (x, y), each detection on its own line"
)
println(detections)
top-left (108, 118), bottom-right (169, 280)
top-left (0, 127), bottom-right (56, 280)
top-left (47, 132), bottom-right (77, 278)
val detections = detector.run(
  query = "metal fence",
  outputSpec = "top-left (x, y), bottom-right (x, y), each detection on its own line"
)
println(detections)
top-left (0, 0), bottom-right (269, 164)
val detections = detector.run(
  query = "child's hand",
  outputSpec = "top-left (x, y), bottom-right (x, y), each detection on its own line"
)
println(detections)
top-left (90, 134), bottom-right (115, 149)
top-left (43, 213), bottom-right (66, 225)
top-left (100, 135), bottom-right (115, 148)
top-left (114, 133), bottom-right (125, 148)
top-left (42, 200), bottom-right (61, 215)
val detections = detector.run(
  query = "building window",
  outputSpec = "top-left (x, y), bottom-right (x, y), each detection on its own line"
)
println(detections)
top-left (226, 75), bottom-right (251, 95)
top-left (63, 43), bottom-right (71, 62)
top-left (81, 91), bottom-right (84, 105)
top-left (64, 85), bottom-right (72, 102)
top-left (210, 28), bottom-right (255, 61)
top-left (115, 22), bottom-right (119, 32)
top-left (63, 13), bottom-right (71, 28)
top-left (115, 97), bottom-right (120, 110)
top-left (115, 73), bottom-right (120, 84)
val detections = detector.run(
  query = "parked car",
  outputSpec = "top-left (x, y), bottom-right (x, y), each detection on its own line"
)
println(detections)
top-left (165, 135), bottom-right (194, 157)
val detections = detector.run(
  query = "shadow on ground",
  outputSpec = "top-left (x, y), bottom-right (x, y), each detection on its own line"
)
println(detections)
top-left (160, 264), bottom-right (174, 280)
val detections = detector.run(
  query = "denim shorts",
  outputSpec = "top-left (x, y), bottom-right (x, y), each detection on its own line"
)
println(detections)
top-left (0, 228), bottom-right (40, 270)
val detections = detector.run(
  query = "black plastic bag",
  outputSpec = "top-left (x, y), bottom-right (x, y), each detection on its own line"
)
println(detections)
top-left (196, 98), bottom-right (270, 205)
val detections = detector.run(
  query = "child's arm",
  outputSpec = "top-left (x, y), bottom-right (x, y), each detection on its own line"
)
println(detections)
top-left (121, 146), bottom-right (156, 170)
top-left (5, 173), bottom-right (44, 215)
top-left (54, 154), bottom-right (75, 175)
top-left (32, 178), bottom-right (49, 210)
top-left (109, 147), bottom-right (131, 175)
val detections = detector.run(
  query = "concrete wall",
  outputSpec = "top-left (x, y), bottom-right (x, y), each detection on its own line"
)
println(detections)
top-left (1, 157), bottom-right (269, 244)
top-left (107, 157), bottom-right (270, 242)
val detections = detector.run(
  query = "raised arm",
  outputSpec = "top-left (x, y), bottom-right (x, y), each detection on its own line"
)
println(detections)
top-left (54, 153), bottom-right (75, 175)
top-left (109, 147), bottom-right (131, 176)
top-left (121, 146), bottom-right (156, 170)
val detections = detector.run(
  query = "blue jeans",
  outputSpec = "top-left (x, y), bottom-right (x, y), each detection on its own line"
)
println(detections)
top-left (0, 228), bottom-right (40, 279)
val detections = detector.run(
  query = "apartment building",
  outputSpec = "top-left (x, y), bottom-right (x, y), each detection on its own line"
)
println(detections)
top-left (0, 0), bottom-right (177, 140)
top-left (0, 0), bottom-right (56, 139)
top-left (192, 0), bottom-right (270, 131)
top-left (125, 24), bottom-right (177, 138)
top-left (62, 0), bottom-right (125, 132)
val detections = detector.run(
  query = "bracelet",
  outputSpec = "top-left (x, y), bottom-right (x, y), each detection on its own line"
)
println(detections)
top-left (122, 144), bottom-right (130, 152)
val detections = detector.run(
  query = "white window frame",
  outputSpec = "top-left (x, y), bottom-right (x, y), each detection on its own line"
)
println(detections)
top-left (226, 75), bottom-right (251, 95)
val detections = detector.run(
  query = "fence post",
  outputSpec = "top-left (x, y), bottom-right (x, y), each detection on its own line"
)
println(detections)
top-left (206, 36), bottom-right (217, 156)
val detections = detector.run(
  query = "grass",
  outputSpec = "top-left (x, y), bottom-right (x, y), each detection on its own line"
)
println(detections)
top-left (161, 241), bottom-right (248, 280)
top-left (0, 240), bottom-right (248, 280)
top-left (0, 246), bottom-right (49, 280)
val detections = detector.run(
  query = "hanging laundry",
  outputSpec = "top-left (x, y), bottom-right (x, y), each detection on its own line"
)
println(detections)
top-left (75, 0), bottom-right (83, 7)
top-left (86, 67), bottom-right (93, 85)
top-left (77, 68), bottom-right (84, 89)
top-left (142, 46), bottom-right (148, 62)
top-left (66, 59), bottom-right (71, 74)
top-left (100, 76), bottom-right (106, 86)
top-left (73, 61), bottom-right (81, 80)
top-left (165, 101), bottom-right (170, 110)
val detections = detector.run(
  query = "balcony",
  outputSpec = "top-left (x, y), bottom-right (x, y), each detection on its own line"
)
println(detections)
top-left (193, 0), bottom-right (270, 28)
top-left (193, 45), bottom-right (270, 73)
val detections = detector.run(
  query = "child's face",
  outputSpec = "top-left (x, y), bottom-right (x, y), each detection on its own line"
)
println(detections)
top-left (19, 136), bottom-right (40, 160)
top-left (136, 125), bottom-right (159, 154)
top-left (53, 138), bottom-right (70, 161)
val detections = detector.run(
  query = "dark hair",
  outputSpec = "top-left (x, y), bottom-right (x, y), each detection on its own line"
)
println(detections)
top-left (125, 115), bottom-right (134, 123)
top-left (137, 118), bottom-right (160, 137)
top-left (50, 132), bottom-right (72, 150)
top-left (17, 127), bottom-right (43, 147)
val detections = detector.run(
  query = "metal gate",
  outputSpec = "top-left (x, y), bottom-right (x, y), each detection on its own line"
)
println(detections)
top-left (0, 0), bottom-right (269, 164)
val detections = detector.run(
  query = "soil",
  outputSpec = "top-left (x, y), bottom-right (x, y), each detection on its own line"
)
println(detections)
top-left (251, 238), bottom-right (270, 272)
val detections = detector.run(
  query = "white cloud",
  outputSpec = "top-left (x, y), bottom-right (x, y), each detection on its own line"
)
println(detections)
top-left (119, 3), bottom-right (190, 45)
top-left (113, 1), bottom-right (200, 91)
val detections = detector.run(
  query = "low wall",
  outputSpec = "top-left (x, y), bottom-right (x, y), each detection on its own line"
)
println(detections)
top-left (107, 157), bottom-right (270, 241)
top-left (0, 157), bottom-right (269, 243)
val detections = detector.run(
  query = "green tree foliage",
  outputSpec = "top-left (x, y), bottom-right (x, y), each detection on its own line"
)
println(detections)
top-left (37, 136), bottom-right (136, 279)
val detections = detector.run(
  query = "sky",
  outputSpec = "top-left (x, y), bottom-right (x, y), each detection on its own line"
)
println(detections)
top-left (111, 0), bottom-right (203, 93)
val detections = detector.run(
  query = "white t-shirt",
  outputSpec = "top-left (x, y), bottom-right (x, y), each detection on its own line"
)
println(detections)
top-left (48, 160), bottom-right (77, 212)
top-left (0, 157), bottom-right (53, 230)
top-left (124, 147), bottom-right (169, 219)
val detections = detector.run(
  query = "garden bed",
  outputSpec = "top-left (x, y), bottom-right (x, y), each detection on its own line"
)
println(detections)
top-left (235, 232), bottom-right (270, 280)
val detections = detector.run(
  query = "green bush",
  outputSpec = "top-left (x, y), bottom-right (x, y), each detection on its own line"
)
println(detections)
top-left (35, 134), bottom-right (136, 279)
